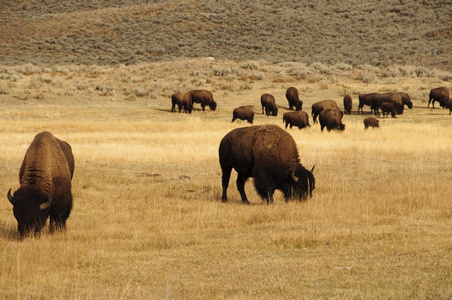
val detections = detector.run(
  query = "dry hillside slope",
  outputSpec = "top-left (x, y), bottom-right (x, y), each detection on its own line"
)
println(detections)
top-left (0, 0), bottom-right (450, 69)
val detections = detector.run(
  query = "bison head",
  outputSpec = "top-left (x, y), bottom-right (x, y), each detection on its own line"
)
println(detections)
top-left (288, 165), bottom-right (315, 200)
top-left (7, 188), bottom-right (52, 237)
top-left (209, 102), bottom-right (217, 111)
top-left (271, 106), bottom-right (278, 116)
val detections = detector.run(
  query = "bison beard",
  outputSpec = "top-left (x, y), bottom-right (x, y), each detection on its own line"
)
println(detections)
top-left (7, 131), bottom-right (74, 237)
top-left (219, 124), bottom-right (315, 204)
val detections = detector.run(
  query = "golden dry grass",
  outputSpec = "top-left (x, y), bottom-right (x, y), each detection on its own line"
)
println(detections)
top-left (0, 59), bottom-right (451, 299)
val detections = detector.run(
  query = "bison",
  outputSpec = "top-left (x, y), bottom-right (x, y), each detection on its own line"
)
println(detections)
top-left (171, 92), bottom-right (193, 113)
top-left (286, 87), bottom-right (302, 110)
top-left (428, 87), bottom-right (450, 110)
top-left (364, 117), bottom-right (380, 129)
top-left (343, 95), bottom-right (352, 114)
top-left (372, 93), bottom-right (404, 116)
top-left (260, 93), bottom-right (278, 116)
top-left (319, 108), bottom-right (345, 131)
top-left (358, 93), bottom-right (379, 114)
top-left (188, 89), bottom-right (217, 111)
top-left (396, 92), bottom-right (413, 110)
top-left (311, 100), bottom-right (340, 123)
top-left (283, 111), bottom-right (310, 129)
top-left (7, 131), bottom-right (74, 237)
top-left (219, 124), bottom-right (315, 204)
top-left (232, 105), bottom-right (254, 124)
top-left (381, 102), bottom-right (397, 118)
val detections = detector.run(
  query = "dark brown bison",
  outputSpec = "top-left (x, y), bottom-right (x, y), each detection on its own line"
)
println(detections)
top-left (381, 102), bottom-right (397, 118)
top-left (396, 92), bottom-right (413, 110)
top-left (343, 95), bottom-right (352, 114)
top-left (283, 111), bottom-right (310, 129)
top-left (311, 100), bottom-right (340, 123)
top-left (358, 93), bottom-right (379, 114)
top-left (232, 105), bottom-right (254, 124)
top-left (286, 87), bottom-right (302, 110)
top-left (188, 89), bottom-right (217, 111)
top-left (364, 117), bottom-right (380, 129)
top-left (219, 124), bottom-right (315, 204)
top-left (372, 93), bottom-right (404, 116)
top-left (171, 92), bottom-right (193, 113)
top-left (428, 87), bottom-right (450, 109)
top-left (7, 132), bottom-right (74, 237)
top-left (260, 93), bottom-right (278, 116)
top-left (319, 108), bottom-right (345, 131)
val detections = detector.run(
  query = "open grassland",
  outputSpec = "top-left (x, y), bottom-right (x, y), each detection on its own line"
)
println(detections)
top-left (1, 59), bottom-right (452, 299)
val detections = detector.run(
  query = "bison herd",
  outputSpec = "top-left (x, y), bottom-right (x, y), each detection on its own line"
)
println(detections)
top-left (6, 86), bottom-right (449, 237)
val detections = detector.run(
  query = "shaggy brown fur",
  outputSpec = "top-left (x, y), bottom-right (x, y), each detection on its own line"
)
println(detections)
top-left (188, 89), bottom-right (217, 111)
top-left (364, 117), bottom-right (380, 129)
top-left (428, 87), bottom-right (450, 110)
top-left (232, 105), bottom-right (254, 124)
top-left (7, 131), bottom-right (74, 237)
top-left (283, 111), bottom-right (310, 129)
top-left (319, 108), bottom-right (345, 131)
top-left (219, 124), bottom-right (315, 204)
top-left (372, 93), bottom-right (404, 116)
top-left (381, 102), bottom-right (397, 118)
top-left (311, 100), bottom-right (340, 123)
top-left (343, 95), bottom-right (352, 114)
top-left (171, 92), bottom-right (193, 113)
top-left (260, 93), bottom-right (278, 116)
top-left (358, 93), bottom-right (379, 114)
top-left (285, 87), bottom-right (302, 110)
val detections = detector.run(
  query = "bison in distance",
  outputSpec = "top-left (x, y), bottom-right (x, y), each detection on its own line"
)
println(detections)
top-left (283, 111), bottom-right (310, 129)
top-left (343, 95), bottom-right (352, 115)
top-left (7, 131), bottom-right (75, 237)
top-left (188, 89), bottom-right (217, 111)
top-left (381, 102), bottom-right (397, 118)
top-left (428, 87), bottom-right (451, 114)
top-left (171, 92), bottom-right (193, 113)
top-left (319, 108), bottom-right (345, 132)
top-left (358, 93), bottom-right (379, 114)
top-left (364, 117), bottom-right (380, 129)
top-left (232, 105), bottom-right (254, 124)
top-left (260, 93), bottom-right (278, 116)
top-left (311, 100), bottom-right (340, 123)
top-left (219, 124), bottom-right (315, 204)
top-left (286, 87), bottom-right (302, 110)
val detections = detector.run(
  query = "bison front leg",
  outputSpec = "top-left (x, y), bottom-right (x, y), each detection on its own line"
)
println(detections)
top-left (266, 190), bottom-right (274, 204)
top-left (236, 173), bottom-right (250, 204)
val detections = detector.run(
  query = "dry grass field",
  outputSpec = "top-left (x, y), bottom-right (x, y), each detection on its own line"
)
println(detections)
top-left (0, 58), bottom-right (451, 299)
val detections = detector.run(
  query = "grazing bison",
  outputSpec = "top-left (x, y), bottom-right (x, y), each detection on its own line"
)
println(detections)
top-left (396, 92), bottom-right (413, 110)
top-left (358, 93), bottom-right (379, 114)
top-left (311, 100), bottom-right (340, 123)
top-left (372, 93), bottom-right (404, 116)
top-left (364, 117), bottom-right (380, 129)
top-left (319, 108), bottom-right (345, 131)
top-left (232, 105), bottom-right (254, 124)
top-left (171, 92), bottom-right (193, 113)
top-left (381, 102), bottom-right (397, 118)
top-left (7, 132), bottom-right (74, 237)
top-left (343, 95), bottom-right (352, 114)
top-left (283, 111), bottom-right (310, 129)
top-left (260, 93), bottom-right (278, 116)
top-left (188, 89), bottom-right (217, 111)
top-left (286, 87), bottom-right (302, 110)
top-left (219, 124), bottom-right (315, 204)
top-left (428, 87), bottom-right (450, 109)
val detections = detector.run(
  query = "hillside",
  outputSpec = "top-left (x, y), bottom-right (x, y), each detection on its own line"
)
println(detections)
top-left (0, 0), bottom-right (451, 70)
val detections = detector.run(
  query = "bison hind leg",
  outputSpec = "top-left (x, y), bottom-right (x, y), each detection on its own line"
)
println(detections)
top-left (236, 173), bottom-right (250, 204)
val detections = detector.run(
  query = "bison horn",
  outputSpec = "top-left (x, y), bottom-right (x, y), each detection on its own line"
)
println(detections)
top-left (39, 194), bottom-right (53, 210)
top-left (310, 165), bottom-right (315, 173)
top-left (7, 189), bottom-right (14, 205)
top-left (291, 169), bottom-right (299, 182)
